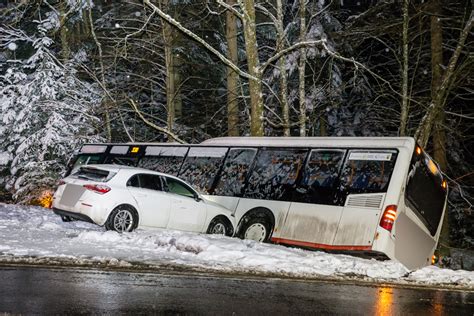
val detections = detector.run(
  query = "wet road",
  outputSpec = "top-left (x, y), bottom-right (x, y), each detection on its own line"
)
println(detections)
top-left (0, 266), bottom-right (473, 315)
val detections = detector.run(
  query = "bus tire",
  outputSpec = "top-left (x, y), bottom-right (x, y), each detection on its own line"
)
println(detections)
top-left (105, 204), bottom-right (138, 233)
top-left (207, 216), bottom-right (233, 237)
top-left (238, 213), bottom-right (273, 243)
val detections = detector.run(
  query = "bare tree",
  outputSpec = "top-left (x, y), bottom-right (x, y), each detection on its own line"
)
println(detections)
top-left (298, 0), bottom-right (307, 136)
top-left (144, 0), bottom-right (359, 137)
top-left (226, 0), bottom-right (240, 136)
top-left (160, 0), bottom-right (182, 133)
top-left (399, 0), bottom-right (409, 136)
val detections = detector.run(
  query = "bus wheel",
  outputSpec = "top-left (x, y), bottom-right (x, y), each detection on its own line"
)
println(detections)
top-left (239, 216), bottom-right (272, 243)
top-left (105, 205), bottom-right (138, 233)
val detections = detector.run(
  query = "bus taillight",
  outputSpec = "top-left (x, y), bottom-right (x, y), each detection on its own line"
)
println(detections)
top-left (380, 205), bottom-right (397, 232)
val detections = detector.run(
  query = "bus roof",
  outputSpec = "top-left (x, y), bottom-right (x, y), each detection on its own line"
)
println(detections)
top-left (201, 137), bottom-right (416, 149)
top-left (80, 137), bottom-right (416, 150)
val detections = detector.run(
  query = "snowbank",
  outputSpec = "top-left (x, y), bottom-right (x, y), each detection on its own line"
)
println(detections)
top-left (0, 203), bottom-right (472, 288)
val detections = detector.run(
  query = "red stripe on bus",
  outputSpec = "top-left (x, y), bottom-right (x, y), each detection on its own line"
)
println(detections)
top-left (270, 237), bottom-right (372, 251)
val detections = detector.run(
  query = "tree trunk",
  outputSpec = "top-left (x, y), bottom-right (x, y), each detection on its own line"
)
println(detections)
top-left (161, 0), bottom-right (182, 133)
top-left (59, 1), bottom-right (70, 61)
top-left (298, 0), bottom-right (307, 136)
top-left (319, 115), bottom-right (327, 136)
top-left (399, 0), bottom-right (409, 136)
top-left (240, 0), bottom-right (264, 136)
top-left (428, 0), bottom-right (450, 258)
top-left (430, 0), bottom-right (447, 171)
top-left (164, 24), bottom-right (175, 132)
top-left (88, 2), bottom-right (111, 142)
top-left (226, 0), bottom-right (240, 136)
top-left (277, 0), bottom-right (290, 136)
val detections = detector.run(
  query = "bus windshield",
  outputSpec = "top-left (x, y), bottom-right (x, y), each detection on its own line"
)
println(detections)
top-left (405, 149), bottom-right (447, 236)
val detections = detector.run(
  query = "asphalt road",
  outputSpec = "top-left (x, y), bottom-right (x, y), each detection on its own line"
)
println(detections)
top-left (0, 266), bottom-right (473, 315)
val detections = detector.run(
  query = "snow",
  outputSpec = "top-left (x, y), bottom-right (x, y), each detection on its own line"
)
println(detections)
top-left (0, 152), bottom-right (11, 166)
top-left (7, 42), bottom-right (17, 51)
top-left (0, 203), bottom-right (473, 289)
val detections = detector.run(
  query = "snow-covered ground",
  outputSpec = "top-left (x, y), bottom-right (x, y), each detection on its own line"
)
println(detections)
top-left (0, 203), bottom-right (473, 289)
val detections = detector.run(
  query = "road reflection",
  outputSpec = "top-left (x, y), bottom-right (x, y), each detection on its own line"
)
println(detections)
top-left (375, 287), bottom-right (394, 315)
top-left (433, 290), bottom-right (444, 316)
top-left (373, 284), bottom-right (460, 316)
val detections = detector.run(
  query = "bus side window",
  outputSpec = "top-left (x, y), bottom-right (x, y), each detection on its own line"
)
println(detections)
top-left (178, 147), bottom-right (228, 194)
top-left (339, 150), bottom-right (398, 194)
top-left (243, 149), bottom-right (308, 201)
top-left (138, 156), bottom-right (184, 176)
top-left (213, 148), bottom-right (257, 196)
top-left (295, 150), bottom-right (345, 205)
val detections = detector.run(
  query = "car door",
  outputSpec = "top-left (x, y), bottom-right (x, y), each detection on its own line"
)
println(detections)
top-left (126, 174), bottom-right (171, 228)
top-left (164, 176), bottom-right (207, 232)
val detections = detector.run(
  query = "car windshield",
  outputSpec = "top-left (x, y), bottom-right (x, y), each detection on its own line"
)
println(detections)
top-left (73, 167), bottom-right (116, 182)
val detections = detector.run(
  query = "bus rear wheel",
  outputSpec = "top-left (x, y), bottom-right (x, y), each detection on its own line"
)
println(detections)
top-left (239, 216), bottom-right (272, 243)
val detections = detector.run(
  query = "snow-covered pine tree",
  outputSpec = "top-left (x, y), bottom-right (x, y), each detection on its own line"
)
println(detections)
top-left (0, 27), bottom-right (102, 203)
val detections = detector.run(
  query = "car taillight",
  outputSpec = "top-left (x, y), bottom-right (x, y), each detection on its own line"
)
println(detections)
top-left (83, 184), bottom-right (111, 194)
top-left (379, 205), bottom-right (397, 232)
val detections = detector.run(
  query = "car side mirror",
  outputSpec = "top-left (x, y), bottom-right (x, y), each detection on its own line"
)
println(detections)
top-left (194, 193), bottom-right (202, 202)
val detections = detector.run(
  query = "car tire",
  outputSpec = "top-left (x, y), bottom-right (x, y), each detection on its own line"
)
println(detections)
top-left (105, 205), bottom-right (138, 233)
top-left (207, 216), bottom-right (233, 237)
top-left (238, 216), bottom-right (272, 243)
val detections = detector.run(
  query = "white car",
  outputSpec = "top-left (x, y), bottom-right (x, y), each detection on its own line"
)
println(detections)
top-left (52, 164), bottom-right (235, 235)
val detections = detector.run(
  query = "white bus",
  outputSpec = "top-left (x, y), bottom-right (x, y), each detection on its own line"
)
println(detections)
top-left (69, 137), bottom-right (448, 269)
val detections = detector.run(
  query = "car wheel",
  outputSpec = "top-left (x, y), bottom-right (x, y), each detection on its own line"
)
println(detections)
top-left (239, 216), bottom-right (272, 242)
top-left (105, 205), bottom-right (138, 233)
top-left (207, 217), bottom-right (232, 236)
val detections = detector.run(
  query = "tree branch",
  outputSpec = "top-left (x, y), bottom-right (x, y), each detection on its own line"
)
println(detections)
top-left (216, 0), bottom-right (243, 19)
top-left (415, 9), bottom-right (474, 145)
top-left (261, 40), bottom-right (325, 71)
top-left (128, 98), bottom-right (185, 143)
top-left (144, 0), bottom-right (258, 82)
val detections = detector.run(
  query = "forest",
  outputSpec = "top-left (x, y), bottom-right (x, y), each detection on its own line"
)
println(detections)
top-left (0, 0), bottom-right (472, 262)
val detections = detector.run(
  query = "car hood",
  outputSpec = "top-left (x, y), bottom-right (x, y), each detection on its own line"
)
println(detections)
top-left (202, 198), bottom-right (233, 216)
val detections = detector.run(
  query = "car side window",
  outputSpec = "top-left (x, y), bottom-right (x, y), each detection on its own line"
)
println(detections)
top-left (165, 177), bottom-right (195, 198)
top-left (139, 174), bottom-right (163, 191)
top-left (127, 175), bottom-right (140, 188)
top-left (127, 174), bottom-right (162, 191)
